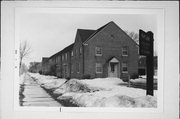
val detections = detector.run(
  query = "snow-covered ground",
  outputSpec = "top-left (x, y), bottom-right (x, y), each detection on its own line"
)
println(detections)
top-left (28, 73), bottom-right (157, 107)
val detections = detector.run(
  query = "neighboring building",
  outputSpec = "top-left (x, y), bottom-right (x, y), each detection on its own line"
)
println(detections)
top-left (28, 62), bottom-right (41, 73)
top-left (138, 56), bottom-right (158, 76)
top-left (41, 21), bottom-right (139, 80)
top-left (41, 57), bottom-right (49, 75)
top-left (138, 56), bottom-right (146, 75)
top-left (56, 43), bottom-right (74, 78)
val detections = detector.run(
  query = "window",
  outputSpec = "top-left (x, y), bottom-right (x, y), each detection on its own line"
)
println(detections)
top-left (122, 46), bottom-right (128, 56)
top-left (65, 53), bottom-right (68, 60)
top-left (76, 49), bottom-right (78, 57)
top-left (95, 47), bottom-right (102, 56)
top-left (59, 56), bottom-right (61, 62)
top-left (122, 62), bottom-right (128, 73)
top-left (56, 57), bottom-right (57, 63)
top-left (71, 64), bottom-right (73, 73)
top-left (76, 63), bottom-right (80, 73)
top-left (79, 47), bottom-right (82, 55)
top-left (71, 51), bottom-right (73, 57)
top-left (62, 54), bottom-right (64, 61)
top-left (96, 63), bottom-right (102, 73)
top-left (57, 56), bottom-right (59, 63)
top-left (57, 57), bottom-right (58, 63)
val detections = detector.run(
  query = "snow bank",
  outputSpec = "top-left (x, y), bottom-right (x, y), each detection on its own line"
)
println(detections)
top-left (138, 75), bottom-right (158, 80)
top-left (41, 80), bottom-right (67, 90)
top-left (58, 93), bottom-right (156, 107)
top-left (130, 77), bottom-right (157, 85)
top-left (29, 73), bottom-right (157, 108)
top-left (19, 73), bottom-right (26, 85)
top-left (28, 73), bottom-right (57, 85)
top-left (81, 77), bottom-right (127, 89)
top-left (56, 77), bottom-right (157, 107)
top-left (28, 73), bottom-right (66, 91)
top-left (53, 79), bottom-right (105, 96)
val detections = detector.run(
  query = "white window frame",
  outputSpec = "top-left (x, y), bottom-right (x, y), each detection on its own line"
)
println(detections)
top-left (62, 54), bottom-right (64, 61)
top-left (79, 47), bottom-right (82, 55)
top-left (96, 63), bottom-right (103, 73)
top-left (71, 51), bottom-right (73, 57)
top-left (122, 46), bottom-right (128, 56)
top-left (95, 47), bottom-right (102, 56)
top-left (65, 53), bottom-right (68, 60)
top-left (122, 62), bottom-right (128, 73)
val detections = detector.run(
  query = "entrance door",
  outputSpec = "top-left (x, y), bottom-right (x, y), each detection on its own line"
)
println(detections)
top-left (108, 58), bottom-right (119, 77)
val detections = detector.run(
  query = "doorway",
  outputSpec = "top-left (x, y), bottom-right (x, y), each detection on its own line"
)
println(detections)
top-left (108, 57), bottom-right (119, 77)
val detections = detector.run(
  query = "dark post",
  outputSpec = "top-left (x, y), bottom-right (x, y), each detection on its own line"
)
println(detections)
top-left (146, 31), bottom-right (154, 96)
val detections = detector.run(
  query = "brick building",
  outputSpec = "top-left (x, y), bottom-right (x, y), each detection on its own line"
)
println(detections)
top-left (41, 21), bottom-right (139, 80)
top-left (41, 57), bottom-right (49, 75)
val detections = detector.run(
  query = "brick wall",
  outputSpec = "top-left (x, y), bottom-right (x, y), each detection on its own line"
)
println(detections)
top-left (84, 22), bottom-right (138, 79)
top-left (71, 31), bottom-right (84, 78)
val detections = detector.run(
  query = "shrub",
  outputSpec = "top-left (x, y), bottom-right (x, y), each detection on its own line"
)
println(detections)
top-left (82, 74), bottom-right (91, 79)
top-left (130, 73), bottom-right (139, 79)
top-left (66, 77), bottom-right (71, 80)
top-left (39, 70), bottom-right (42, 74)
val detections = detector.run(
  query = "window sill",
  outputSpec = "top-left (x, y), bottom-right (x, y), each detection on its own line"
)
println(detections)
top-left (96, 72), bottom-right (102, 74)
top-left (122, 72), bottom-right (128, 73)
top-left (95, 54), bottom-right (102, 56)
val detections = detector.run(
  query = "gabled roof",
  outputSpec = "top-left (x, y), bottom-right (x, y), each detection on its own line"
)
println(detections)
top-left (83, 21), bottom-right (138, 46)
top-left (83, 21), bottom-right (114, 44)
top-left (45, 21), bottom-right (138, 61)
top-left (77, 29), bottom-right (95, 43)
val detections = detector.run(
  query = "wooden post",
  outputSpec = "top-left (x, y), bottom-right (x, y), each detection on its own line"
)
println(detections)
top-left (128, 75), bottom-right (130, 87)
top-left (146, 31), bottom-right (154, 96)
top-left (139, 29), bottom-right (154, 96)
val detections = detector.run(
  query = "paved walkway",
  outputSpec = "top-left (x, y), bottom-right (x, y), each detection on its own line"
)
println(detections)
top-left (21, 74), bottom-right (62, 107)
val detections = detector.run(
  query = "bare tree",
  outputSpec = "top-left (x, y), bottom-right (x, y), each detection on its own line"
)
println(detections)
top-left (19, 41), bottom-right (31, 68)
top-left (125, 30), bottom-right (158, 56)
top-left (124, 30), bottom-right (139, 44)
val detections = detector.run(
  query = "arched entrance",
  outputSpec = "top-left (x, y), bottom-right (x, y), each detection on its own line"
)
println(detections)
top-left (108, 57), bottom-right (120, 77)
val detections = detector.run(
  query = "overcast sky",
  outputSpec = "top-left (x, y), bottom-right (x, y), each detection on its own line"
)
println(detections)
top-left (19, 13), bottom-right (157, 66)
